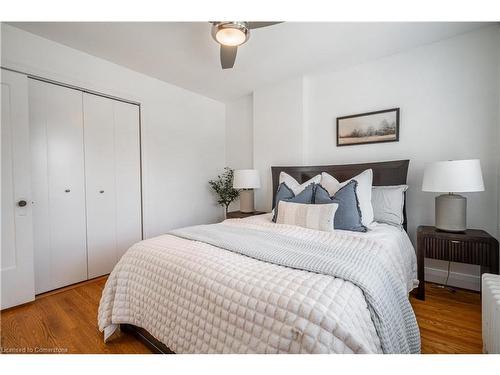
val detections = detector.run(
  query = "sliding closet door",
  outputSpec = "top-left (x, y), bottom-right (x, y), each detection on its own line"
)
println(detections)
top-left (83, 93), bottom-right (141, 278)
top-left (29, 79), bottom-right (88, 294)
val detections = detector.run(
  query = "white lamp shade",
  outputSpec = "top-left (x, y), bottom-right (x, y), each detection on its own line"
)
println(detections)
top-left (233, 169), bottom-right (261, 189)
top-left (422, 159), bottom-right (484, 193)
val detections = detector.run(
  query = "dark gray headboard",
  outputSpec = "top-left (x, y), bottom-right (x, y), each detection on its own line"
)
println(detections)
top-left (271, 160), bottom-right (410, 230)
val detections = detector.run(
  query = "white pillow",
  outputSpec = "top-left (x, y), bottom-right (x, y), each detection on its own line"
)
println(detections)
top-left (276, 201), bottom-right (338, 232)
top-left (371, 185), bottom-right (408, 226)
top-left (279, 172), bottom-right (321, 195)
top-left (320, 169), bottom-right (374, 226)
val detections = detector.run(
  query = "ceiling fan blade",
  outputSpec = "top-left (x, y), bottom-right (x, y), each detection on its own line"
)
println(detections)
top-left (220, 45), bottom-right (238, 69)
top-left (247, 21), bottom-right (282, 29)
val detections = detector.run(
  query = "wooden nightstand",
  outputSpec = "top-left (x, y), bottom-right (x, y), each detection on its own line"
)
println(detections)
top-left (226, 211), bottom-right (266, 219)
top-left (416, 225), bottom-right (499, 301)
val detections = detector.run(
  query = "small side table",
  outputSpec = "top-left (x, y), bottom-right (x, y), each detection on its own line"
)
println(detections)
top-left (416, 225), bottom-right (499, 301)
top-left (226, 211), bottom-right (266, 219)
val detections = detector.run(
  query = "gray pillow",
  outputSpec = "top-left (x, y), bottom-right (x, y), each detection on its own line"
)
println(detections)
top-left (371, 185), bottom-right (408, 226)
top-left (314, 181), bottom-right (367, 232)
top-left (272, 183), bottom-right (315, 222)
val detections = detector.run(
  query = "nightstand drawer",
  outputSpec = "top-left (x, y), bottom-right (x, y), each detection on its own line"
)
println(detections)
top-left (423, 236), bottom-right (493, 266)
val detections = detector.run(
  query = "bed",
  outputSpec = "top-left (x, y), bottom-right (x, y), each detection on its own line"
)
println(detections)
top-left (98, 160), bottom-right (420, 354)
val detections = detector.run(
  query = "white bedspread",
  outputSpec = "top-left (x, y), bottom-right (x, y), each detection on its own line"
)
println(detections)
top-left (98, 214), bottom-right (418, 354)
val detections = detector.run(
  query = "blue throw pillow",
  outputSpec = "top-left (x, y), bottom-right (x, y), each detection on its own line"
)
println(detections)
top-left (273, 182), bottom-right (295, 209)
top-left (272, 183), bottom-right (315, 222)
top-left (314, 181), bottom-right (367, 232)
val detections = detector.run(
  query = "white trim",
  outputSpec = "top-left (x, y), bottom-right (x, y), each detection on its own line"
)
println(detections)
top-left (425, 265), bottom-right (481, 291)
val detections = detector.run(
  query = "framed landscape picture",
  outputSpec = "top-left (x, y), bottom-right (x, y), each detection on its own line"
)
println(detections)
top-left (336, 108), bottom-right (400, 147)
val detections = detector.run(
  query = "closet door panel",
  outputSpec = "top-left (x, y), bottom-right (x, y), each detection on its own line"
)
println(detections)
top-left (46, 84), bottom-right (88, 289)
top-left (29, 80), bottom-right (51, 294)
top-left (29, 80), bottom-right (88, 293)
top-left (83, 93), bottom-right (117, 278)
top-left (114, 101), bottom-right (142, 258)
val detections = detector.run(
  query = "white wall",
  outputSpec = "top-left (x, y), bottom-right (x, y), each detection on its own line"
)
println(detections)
top-left (225, 94), bottom-right (254, 170)
top-left (498, 46), bottom-right (500, 256)
top-left (495, 29), bottom-right (500, 281)
top-left (225, 94), bottom-right (253, 211)
top-left (1, 24), bottom-right (226, 238)
top-left (253, 77), bottom-right (306, 212)
top-left (227, 25), bottom-right (500, 290)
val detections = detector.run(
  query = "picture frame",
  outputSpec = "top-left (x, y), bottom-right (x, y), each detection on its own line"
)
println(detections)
top-left (336, 108), bottom-right (400, 147)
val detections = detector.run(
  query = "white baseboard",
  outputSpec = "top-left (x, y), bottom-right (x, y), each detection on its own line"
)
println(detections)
top-left (425, 266), bottom-right (480, 291)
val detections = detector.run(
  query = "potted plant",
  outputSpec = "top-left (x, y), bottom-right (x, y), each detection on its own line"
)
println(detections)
top-left (209, 167), bottom-right (240, 218)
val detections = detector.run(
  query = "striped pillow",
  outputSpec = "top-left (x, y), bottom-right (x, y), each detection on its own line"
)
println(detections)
top-left (276, 201), bottom-right (338, 232)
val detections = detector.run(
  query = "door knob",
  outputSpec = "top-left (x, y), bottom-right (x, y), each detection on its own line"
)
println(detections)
top-left (18, 200), bottom-right (27, 207)
top-left (99, 190), bottom-right (104, 194)
top-left (65, 189), bottom-right (71, 193)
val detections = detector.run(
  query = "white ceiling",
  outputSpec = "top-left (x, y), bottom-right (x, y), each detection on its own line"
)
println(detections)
top-left (9, 22), bottom-right (490, 102)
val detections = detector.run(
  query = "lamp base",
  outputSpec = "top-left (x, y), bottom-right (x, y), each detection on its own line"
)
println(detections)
top-left (239, 189), bottom-right (255, 213)
top-left (435, 194), bottom-right (466, 233)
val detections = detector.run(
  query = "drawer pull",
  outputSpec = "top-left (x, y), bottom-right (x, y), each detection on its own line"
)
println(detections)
top-left (451, 240), bottom-right (461, 244)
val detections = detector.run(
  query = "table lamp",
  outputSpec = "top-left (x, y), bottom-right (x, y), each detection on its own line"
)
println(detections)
top-left (233, 169), bottom-right (261, 213)
top-left (422, 159), bottom-right (484, 232)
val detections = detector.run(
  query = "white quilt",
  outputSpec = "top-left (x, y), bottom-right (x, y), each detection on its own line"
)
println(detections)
top-left (98, 214), bottom-right (418, 354)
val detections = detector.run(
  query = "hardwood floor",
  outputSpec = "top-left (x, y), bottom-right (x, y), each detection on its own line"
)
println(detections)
top-left (410, 283), bottom-right (482, 354)
top-left (0, 277), bottom-right (151, 354)
top-left (1, 278), bottom-right (482, 354)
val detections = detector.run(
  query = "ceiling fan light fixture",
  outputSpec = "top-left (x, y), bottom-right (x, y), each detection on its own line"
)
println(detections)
top-left (216, 28), bottom-right (246, 46)
top-left (209, 21), bottom-right (281, 69)
top-left (211, 22), bottom-right (249, 46)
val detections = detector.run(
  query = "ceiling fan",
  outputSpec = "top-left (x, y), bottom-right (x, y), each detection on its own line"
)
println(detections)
top-left (210, 21), bottom-right (282, 69)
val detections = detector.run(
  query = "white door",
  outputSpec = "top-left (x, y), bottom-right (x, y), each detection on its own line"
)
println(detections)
top-left (1, 70), bottom-right (35, 309)
top-left (83, 93), bottom-right (141, 278)
top-left (29, 79), bottom-right (88, 294)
